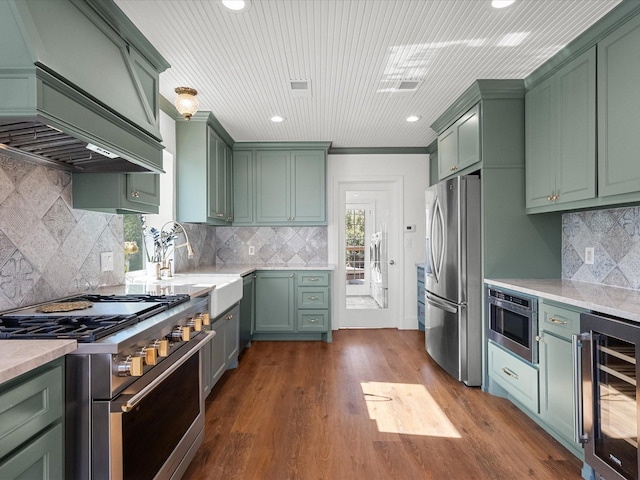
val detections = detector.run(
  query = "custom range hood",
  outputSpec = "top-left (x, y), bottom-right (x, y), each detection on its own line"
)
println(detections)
top-left (0, 0), bottom-right (170, 173)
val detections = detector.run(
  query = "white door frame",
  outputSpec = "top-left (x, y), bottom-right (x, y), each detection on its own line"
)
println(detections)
top-left (329, 176), bottom-right (404, 329)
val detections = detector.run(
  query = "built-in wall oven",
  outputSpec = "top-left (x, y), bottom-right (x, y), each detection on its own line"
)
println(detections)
top-left (486, 287), bottom-right (538, 363)
top-left (575, 312), bottom-right (640, 480)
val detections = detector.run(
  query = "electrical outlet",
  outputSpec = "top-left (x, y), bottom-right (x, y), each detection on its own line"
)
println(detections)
top-left (248, 246), bottom-right (255, 256)
top-left (101, 252), bottom-right (114, 271)
top-left (585, 247), bottom-right (595, 265)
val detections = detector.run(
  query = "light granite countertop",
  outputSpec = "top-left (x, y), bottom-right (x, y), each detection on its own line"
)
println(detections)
top-left (176, 264), bottom-right (335, 276)
top-left (485, 278), bottom-right (640, 322)
top-left (0, 340), bottom-right (76, 384)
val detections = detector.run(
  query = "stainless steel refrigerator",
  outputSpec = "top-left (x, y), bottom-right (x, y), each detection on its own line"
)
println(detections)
top-left (424, 175), bottom-right (482, 386)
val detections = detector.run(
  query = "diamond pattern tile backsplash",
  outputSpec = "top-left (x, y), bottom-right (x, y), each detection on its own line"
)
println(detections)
top-left (0, 154), bottom-right (125, 312)
top-left (216, 226), bottom-right (328, 266)
top-left (563, 206), bottom-right (640, 289)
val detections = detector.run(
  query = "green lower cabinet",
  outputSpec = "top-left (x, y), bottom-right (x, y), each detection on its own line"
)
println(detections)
top-left (203, 303), bottom-right (240, 398)
top-left (0, 358), bottom-right (64, 480)
top-left (253, 270), bottom-right (331, 341)
top-left (537, 300), bottom-right (584, 455)
top-left (254, 271), bottom-right (295, 332)
top-left (487, 341), bottom-right (539, 414)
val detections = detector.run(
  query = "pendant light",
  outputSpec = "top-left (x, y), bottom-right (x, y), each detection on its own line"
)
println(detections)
top-left (174, 87), bottom-right (199, 120)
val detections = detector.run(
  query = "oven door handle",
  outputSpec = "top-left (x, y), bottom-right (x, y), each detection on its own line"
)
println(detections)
top-left (120, 331), bottom-right (216, 413)
top-left (572, 332), bottom-right (590, 444)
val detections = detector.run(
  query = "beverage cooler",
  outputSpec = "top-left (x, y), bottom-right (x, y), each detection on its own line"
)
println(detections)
top-left (576, 312), bottom-right (640, 480)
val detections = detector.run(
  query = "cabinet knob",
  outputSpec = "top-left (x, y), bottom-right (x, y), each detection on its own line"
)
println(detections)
top-left (450, 166), bottom-right (458, 171)
top-left (226, 314), bottom-right (234, 321)
top-left (535, 335), bottom-right (542, 342)
top-left (131, 191), bottom-right (140, 198)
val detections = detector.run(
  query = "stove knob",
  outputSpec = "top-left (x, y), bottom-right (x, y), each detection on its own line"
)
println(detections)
top-left (117, 355), bottom-right (144, 377)
top-left (141, 346), bottom-right (158, 365)
top-left (201, 312), bottom-right (210, 326)
top-left (188, 316), bottom-right (203, 332)
top-left (182, 325), bottom-right (192, 341)
top-left (152, 339), bottom-right (170, 357)
top-left (169, 326), bottom-right (191, 342)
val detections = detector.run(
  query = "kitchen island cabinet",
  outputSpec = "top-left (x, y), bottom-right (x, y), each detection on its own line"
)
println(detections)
top-left (253, 270), bottom-right (332, 342)
top-left (0, 357), bottom-right (64, 480)
top-left (232, 143), bottom-right (330, 226)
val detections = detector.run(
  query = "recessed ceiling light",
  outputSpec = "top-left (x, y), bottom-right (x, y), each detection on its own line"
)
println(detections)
top-left (491, 0), bottom-right (515, 8)
top-left (271, 115), bottom-right (285, 123)
top-left (222, 0), bottom-right (252, 12)
top-left (406, 115), bottom-right (422, 122)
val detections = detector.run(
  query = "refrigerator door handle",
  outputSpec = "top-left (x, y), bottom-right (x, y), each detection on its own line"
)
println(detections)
top-left (425, 292), bottom-right (459, 314)
top-left (572, 332), bottom-right (590, 444)
top-left (429, 198), bottom-right (445, 283)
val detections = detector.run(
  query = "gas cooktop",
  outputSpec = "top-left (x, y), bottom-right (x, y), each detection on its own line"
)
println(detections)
top-left (0, 293), bottom-right (191, 342)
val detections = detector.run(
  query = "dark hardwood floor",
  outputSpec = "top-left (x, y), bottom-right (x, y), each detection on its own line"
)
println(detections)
top-left (183, 329), bottom-right (583, 480)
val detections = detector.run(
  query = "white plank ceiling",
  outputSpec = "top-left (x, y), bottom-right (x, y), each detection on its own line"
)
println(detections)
top-left (115, 0), bottom-right (622, 148)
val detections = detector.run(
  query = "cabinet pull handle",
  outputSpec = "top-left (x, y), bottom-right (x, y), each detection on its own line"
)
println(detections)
top-left (131, 191), bottom-right (140, 198)
top-left (307, 296), bottom-right (319, 301)
top-left (501, 367), bottom-right (519, 380)
top-left (308, 318), bottom-right (318, 323)
top-left (289, 274), bottom-right (294, 278)
top-left (227, 314), bottom-right (233, 321)
top-left (217, 213), bottom-right (225, 218)
top-left (307, 278), bottom-right (319, 282)
top-left (450, 165), bottom-right (458, 171)
top-left (550, 316), bottom-right (567, 325)
top-left (546, 194), bottom-right (554, 201)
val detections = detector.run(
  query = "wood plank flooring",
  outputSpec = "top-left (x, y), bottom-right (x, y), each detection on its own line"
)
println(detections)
top-left (183, 330), bottom-right (583, 480)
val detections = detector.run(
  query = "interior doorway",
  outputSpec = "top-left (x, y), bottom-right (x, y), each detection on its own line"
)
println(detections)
top-left (334, 178), bottom-right (403, 329)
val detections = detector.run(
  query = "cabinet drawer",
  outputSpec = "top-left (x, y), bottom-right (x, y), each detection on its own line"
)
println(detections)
top-left (0, 423), bottom-right (63, 479)
top-left (297, 287), bottom-right (329, 309)
top-left (297, 271), bottom-right (329, 286)
top-left (539, 301), bottom-right (582, 340)
top-left (0, 362), bottom-right (63, 459)
top-left (297, 310), bottom-right (329, 331)
top-left (488, 342), bottom-right (538, 413)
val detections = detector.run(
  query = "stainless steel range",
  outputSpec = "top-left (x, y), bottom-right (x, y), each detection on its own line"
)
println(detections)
top-left (0, 292), bottom-right (213, 480)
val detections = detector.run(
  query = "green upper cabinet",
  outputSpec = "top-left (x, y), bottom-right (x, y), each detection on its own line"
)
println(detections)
top-left (72, 172), bottom-right (159, 214)
top-left (233, 142), bottom-right (330, 226)
top-left (256, 150), bottom-right (291, 223)
top-left (598, 14), bottom-right (640, 198)
top-left (176, 112), bottom-right (233, 225)
top-left (525, 47), bottom-right (596, 211)
top-left (232, 150), bottom-right (254, 224)
top-left (437, 104), bottom-right (480, 180)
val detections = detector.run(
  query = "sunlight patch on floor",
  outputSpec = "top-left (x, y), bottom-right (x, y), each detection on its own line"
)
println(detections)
top-left (361, 381), bottom-right (461, 438)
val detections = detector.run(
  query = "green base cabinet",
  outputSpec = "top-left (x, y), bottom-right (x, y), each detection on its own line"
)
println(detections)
top-left (487, 341), bottom-right (539, 414)
top-left (417, 265), bottom-right (425, 331)
top-left (254, 271), bottom-right (295, 332)
top-left (176, 112), bottom-right (233, 225)
top-left (0, 358), bottom-right (64, 480)
top-left (233, 143), bottom-right (330, 226)
top-left (538, 300), bottom-right (584, 453)
top-left (240, 273), bottom-right (255, 351)
top-left (525, 47), bottom-right (596, 211)
top-left (203, 303), bottom-right (240, 398)
top-left (72, 172), bottom-right (160, 214)
top-left (254, 270), bottom-right (332, 342)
